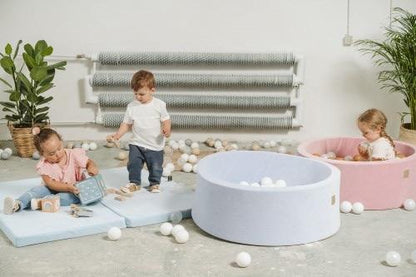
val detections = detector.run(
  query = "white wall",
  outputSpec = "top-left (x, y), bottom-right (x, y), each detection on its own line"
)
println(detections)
top-left (1, 0), bottom-right (415, 142)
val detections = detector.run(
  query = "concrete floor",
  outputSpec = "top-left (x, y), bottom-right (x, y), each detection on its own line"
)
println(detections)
top-left (0, 140), bottom-right (415, 277)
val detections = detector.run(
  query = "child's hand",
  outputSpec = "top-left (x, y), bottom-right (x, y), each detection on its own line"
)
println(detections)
top-left (67, 183), bottom-right (79, 194)
top-left (162, 120), bottom-right (171, 137)
top-left (358, 142), bottom-right (369, 157)
top-left (87, 164), bottom-right (99, 176)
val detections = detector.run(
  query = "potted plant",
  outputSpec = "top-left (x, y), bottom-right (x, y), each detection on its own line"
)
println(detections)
top-left (0, 40), bottom-right (66, 157)
top-left (355, 8), bottom-right (416, 144)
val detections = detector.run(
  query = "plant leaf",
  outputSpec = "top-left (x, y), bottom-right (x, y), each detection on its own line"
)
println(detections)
top-left (22, 52), bottom-right (36, 71)
top-left (12, 40), bottom-right (23, 59)
top-left (30, 66), bottom-right (48, 82)
top-left (9, 91), bottom-right (21, 101)
top-left (24, 43), bottom-right (35, 58)
top-left (47, 61), bottom-right (67, 70)
top-left (41, 46), bottom-right (53, 56)
top-left (16, 72), bottom-right (32, 92)
top-left (37, 96), bottom-right (53, 105)
top-left (5, 43), bottom-right (12, 55)
top-left (0, 56), bottom-right (15, 74)
top-left (0, 101), bottom-right (16, 108)
top-left (37, 83), bottom-right (53, 94)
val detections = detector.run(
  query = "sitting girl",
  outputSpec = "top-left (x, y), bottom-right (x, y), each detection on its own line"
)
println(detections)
top-left (355, 108), bottom-right (396, 161)
top-left (3, 127), bottom-right (99, 214)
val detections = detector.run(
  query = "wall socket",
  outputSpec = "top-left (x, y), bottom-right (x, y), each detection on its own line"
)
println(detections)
top-left (343, 34), bottom-right (353, 46)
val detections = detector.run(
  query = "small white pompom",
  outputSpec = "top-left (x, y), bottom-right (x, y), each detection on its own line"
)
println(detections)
top-left (230, 143), bottom-right (238, 150)
top-left (107, 227), bottom-right (122, 240)
top-left (171, 225), bottom-right (185, 237)
top-left (191, 142), bottom-right (199, 149)
top-left (403, 199), bottom-right (416, 211)
top-left (182, 163), bottom-right (193, 173)
top-left (89, 142), bottom-right (98, 151)
top-left (270, 140), bottom-right (277, 147)
top-left (192, 164), bottom-right (198, 173)
top-left (260, 177), bottom-right (273, 187)
top-left (188, 154), bottom-right (197, 164)
top-left (352, 202), bottom-right (364, 214)
top-left (340, 201), bottom-right (352, 213)
top-left (168, 140), bottom-right (177, 147)
top-left (263, 142), bottom-right (271, 149)
top-left (178, 139), bottom-right (185, 146)
top-left (170, 211), bottom-right (183, 224)
top-left (250, 182), bottom-right (260, 187)
top-left (1, 151), bottom-right (11, 160)
top-left (385, 251), bottom-right (401, 267)
top-left (326, 152), bottom-right (336, 159)
top-left (174, 230), bottom-right (189, 243)
top-left (160, 222), bottom-right (173, 236)
top-left (81, 143), bottom-right (90, 151)
top-left (235, 252), bottom-right (251, 268)
top-left (274, 179), bottom-right (287, 188)
top-left (277, 146), bottom-right (287, 153)
top-left (239, 181), bottom-right (250, 186)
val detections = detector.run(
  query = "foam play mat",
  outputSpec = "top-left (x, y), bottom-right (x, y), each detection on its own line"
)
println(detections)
top-left (100, 167), bottom-right (193, 227)
top-left (0, 177), bottom-right (126, 247)
top-left (0, 167), bottom-right (194, 247)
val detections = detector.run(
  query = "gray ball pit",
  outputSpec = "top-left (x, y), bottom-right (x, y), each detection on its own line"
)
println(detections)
top-left (192, 151), bottom-right (340, 246)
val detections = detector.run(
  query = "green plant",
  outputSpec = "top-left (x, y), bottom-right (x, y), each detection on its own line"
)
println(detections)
top-left (355, 8), bottom-right (416, 129)
top-left (0, 40), bottom-right (66, 127)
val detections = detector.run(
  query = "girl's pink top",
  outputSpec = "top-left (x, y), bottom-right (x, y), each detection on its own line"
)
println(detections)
top-left (36, 148), bottom-right (89, 184)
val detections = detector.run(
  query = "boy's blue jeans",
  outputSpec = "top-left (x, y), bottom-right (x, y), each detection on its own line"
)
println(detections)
top-left (17, 185), bottom-right (80, 210)
top-left (128, 144), bottom-right (163, 186)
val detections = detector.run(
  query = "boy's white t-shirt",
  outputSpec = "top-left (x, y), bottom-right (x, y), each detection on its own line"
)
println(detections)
top-left (123, 98), bottom-right (170, 151)
top-left (368, 137), bottom-right (395, 160)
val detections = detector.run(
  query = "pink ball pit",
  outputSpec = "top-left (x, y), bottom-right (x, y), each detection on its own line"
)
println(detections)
top-left (297, 137), bottom-right (416, 210)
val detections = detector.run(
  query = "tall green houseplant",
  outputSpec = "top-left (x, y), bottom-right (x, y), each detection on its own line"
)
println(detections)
top-left (0, 40), bottom-right (66, 127)
top-left (355, 8), bottom-right (416, 130)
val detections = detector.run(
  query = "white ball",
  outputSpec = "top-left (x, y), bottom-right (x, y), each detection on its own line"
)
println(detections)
top-left (326, 152), bottom-right (336, 159)
top-left (274, 179), bottom-right (287, 188)
top-left (170, 211), bottom-right (183, 224)
top-left (171, 225), bottom-right (185, 237)
top-left (168, 140), bottom-right (177, 147)
top-left (160, 222), bottom-right (173, 236)
top-left (174, 230), bottom-right (189, 244)
top-left (239, 181), bottom-right (250, 186)
top-left (182, 163), bottom-right (193, 173)
top-left (270, 140), bottom-right (277, 147)
top-left (403, 199), bottom-right (416, 211)
top-left (263, 142), bottom-right (271, 149)
top-left (178, 144), bottom-right (187, 152)
top-left (230, 143), bottom-right (238, 150)
top-left (165, 162), bottom-right (175, 171)
top-left (171, 142), bottom-right (179, 150)
top-left (81, 143), bottom-right (90, 151)
top-left (340, 201), bottom-right (352, 213)
top-left (32, 151), bottom-right (41, 160)
top-left (178, 140), bottom-right (185, 146)
top-left (162, 168), bottom-right (172, 177)
top-left (235, 252), bottom-right (251, 268)
top-left (411, 249), bottom-right (416, 264)
top-left (89, 142), bottom-right (98, 151)
top-left (118, 151), bottom-right (128, 160)
top-left (214, 140), bottom-right (222, 149)
top-left (260, 177), bottom-right (273, 187)
top-left (192, 164), bottom-right (198, 173)
top-left (177, 158), bottom-right (186, 166)
top-left (4, 148), bottom-right (12, 155)
top-left (191, 142), bottom-right (199, 149)
top-left (180, 153), bottom-right (189, 162)
top-left (352, 202), bottom-right (364, 214)
top-left (1, 151), bottom-right (11, 160)
top-left (277, 146), bottom-right (287, 154)
top-left (188, 154), bottom-right (198, 164)
top-left (251, 182), bottom-right (260, 187)
top-left (344, 155), bottom-right (353, 161)
top-left (107, 227), bottom-right (122, 240)
top-left (385, 251), bottom-right (401, 267)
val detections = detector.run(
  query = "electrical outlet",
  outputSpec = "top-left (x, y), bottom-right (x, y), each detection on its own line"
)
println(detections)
top-left (343, 34), bottom-right (353, 46)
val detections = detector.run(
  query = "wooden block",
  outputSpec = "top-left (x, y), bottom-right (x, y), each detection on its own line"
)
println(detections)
top-left (41, 196), bottom-right (60, 213)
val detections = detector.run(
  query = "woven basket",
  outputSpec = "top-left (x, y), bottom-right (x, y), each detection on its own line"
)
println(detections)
top-left (8, 122), bottom-right (49, 158)
top-left (398, 123), bottom-right (416, 145)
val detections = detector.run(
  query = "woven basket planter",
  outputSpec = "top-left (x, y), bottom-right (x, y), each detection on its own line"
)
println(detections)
top-left (8, 122), bottom-right (49, 158)
top-left (398, 123), bottom-right (416, 146)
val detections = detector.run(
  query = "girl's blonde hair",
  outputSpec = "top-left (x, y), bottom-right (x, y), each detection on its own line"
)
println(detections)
top-left (358, 108), bottom-right (395, 148)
